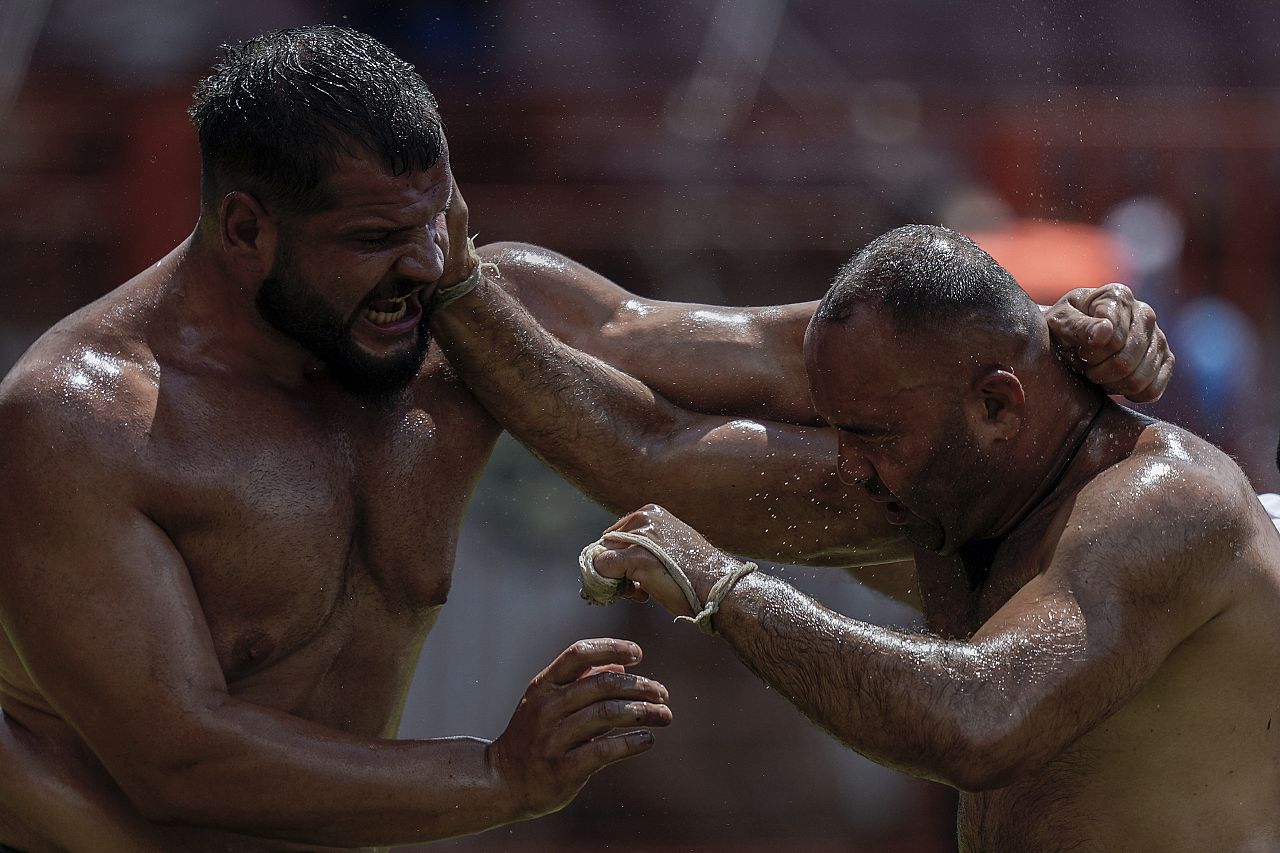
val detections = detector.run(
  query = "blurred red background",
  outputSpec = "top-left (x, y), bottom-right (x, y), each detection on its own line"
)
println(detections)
top-left (3, 2), bottom-right (1278, 850)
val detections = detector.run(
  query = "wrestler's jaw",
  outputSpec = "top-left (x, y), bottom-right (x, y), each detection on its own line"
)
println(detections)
top-left (353, 288), bottom-right (428, 352)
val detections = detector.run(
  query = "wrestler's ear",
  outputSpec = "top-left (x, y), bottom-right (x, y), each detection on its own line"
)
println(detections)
top-left (219, 191), bottom-right (277, 277)
top-left (967, 368), bottom-right (1025, 443)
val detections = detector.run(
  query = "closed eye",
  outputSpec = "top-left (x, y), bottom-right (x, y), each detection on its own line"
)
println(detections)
top-left (353, 231), bottom-right (394, 247)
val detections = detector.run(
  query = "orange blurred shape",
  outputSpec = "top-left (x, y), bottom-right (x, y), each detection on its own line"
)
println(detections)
top-left (967, 219), bottom-right (1133, 304)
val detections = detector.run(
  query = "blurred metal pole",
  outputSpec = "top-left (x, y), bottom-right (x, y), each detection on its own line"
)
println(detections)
top-left (0, 0), bottom-right (53, 123)
top-left (664, 0), bottom-right (788, 140)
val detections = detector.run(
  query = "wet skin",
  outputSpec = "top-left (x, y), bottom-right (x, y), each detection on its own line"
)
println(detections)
top-left (804, 311), bottom-right (1280, 851)
top-left (586, 311), bottom-right (1280, 852)
top-left (0, 155), bottom-right (1173, 850)
top-left (0, 155), bottom-right (676, 851)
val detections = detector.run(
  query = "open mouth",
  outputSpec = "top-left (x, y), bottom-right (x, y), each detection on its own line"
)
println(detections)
top-left (882, 500), bottom-right (912, 525)
top-left (360, 292), bottom-right (424, 336)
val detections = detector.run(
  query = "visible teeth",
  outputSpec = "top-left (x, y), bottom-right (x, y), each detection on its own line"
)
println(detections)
top-left (364, 301), bottom-right (408, 324)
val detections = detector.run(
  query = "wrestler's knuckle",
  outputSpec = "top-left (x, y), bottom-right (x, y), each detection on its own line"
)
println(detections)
top-left (1103, 282), bottom-right (1132, 301)
top-left (1111, 351), bottom-right (1139, 373)
top-left (645, 503), bottom-right (671, 520)
top-left (1087, 365), bottom-right (1121, 387)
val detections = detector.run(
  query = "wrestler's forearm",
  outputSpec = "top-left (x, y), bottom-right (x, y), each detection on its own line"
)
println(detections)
top-left (118, 704), bottom-right (524, 846)
top-left (709, 571), bottom-right (1069, 791)
top-left (431, 275), bottom-right (904, 565)
top-left (585, 301), bottom-right (820, 425)
top-left (479, 242), bottom-right (822, 425)
top-left (431, 275), bottom-right (684, 512)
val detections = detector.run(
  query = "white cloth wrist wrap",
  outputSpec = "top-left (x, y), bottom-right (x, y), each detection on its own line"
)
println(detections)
top-left (431, 236), bottom-right (495, 310)
top-left (578, 530), bottom-right (757, 636)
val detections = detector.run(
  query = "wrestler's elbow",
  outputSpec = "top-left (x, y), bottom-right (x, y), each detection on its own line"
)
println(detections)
top-left (117, 763), bottom-right (198, 824)
top-left (111, 715), bottom-right (245, 823)
top-left (936, 708), bottom-right (1046, 792)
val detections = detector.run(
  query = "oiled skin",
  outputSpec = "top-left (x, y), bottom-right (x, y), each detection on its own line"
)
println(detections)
top-left (0, 172), bottom-right (1171, 848)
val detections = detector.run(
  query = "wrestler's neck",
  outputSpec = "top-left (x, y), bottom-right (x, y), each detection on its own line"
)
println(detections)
top-left (153, 231), bottom-right (332, 391)
top-left (983, 375), bottom-right (1108, 543)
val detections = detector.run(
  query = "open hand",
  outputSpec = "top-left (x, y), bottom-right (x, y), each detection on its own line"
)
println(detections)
top-left (486, 638), bottom-right (671, 820)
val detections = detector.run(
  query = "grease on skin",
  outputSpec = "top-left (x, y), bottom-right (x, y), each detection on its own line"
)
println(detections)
top-left (500, 247), bottom-right (573, 275)
top-left (685, 308), bottom-right (758, 334)
top-left (63, 350), bottom-right (126, 393)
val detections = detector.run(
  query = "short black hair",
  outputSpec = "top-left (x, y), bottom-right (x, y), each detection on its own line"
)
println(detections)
top-left (189, 25), bottom-right (444, 213)
top-left (815, 224), bottom-right (1040, 339)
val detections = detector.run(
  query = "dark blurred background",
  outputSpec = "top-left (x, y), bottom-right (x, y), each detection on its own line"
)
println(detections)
top-left (3, 1), bottom-right (1278, 850)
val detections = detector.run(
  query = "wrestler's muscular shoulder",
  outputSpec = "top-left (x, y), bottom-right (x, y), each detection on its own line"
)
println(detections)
top-left (0, 301), bottom-right (500, 703)
top-left (971, 416), bottom-right (1280, 850)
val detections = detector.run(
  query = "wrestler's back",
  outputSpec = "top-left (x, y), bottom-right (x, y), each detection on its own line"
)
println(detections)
top-left (0, 273), bottom-right (502, 850)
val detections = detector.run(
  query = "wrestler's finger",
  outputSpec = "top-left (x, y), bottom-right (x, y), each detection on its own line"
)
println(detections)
top-left (564, 730), bottom-right (658, 778)
top-left (1126, 351), bottom-right (1175, 404)
top-left (1047, 288), bottom-right (1106, 351)
top-left (593, 543), bottom-right (664, 582)
top-left (558, 697), bottom-right (673, 748)
top-left (559, 669), bottom-right (670, 716)
top-left (1080, 292), bottom-right (1133, 363)
top-left (1085, 309), bottom-right (1151, 387)
top-left (594, 546), bottom-right (696, 618)
top-left (604, 507), bottom-right (650, 536)
top-left (1093, 326), bottom-right (1160, 396)
top-left (544, 639), bottom-right (642, 686)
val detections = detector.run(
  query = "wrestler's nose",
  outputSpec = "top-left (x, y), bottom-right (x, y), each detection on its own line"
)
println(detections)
top-left (836, 434), bottom-right (874, 487)
top-left (395, 229), bottom-right (445, 283)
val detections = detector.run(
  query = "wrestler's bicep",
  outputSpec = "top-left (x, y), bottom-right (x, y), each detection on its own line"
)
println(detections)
top-left (0, 452), bottom-right (227, 806)
top-left (964, 467), bottom-right (1238, 766)
top-left (484, 242), bottom-right (821, 423)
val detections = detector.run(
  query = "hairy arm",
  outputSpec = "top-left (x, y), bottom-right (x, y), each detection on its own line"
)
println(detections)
top-left (481, 241), bottom-right (821, 424)
top-left (481, 243), bottom-right (1173, 426)
top-left (0, 380), bottom-right (667, 846)
top-left (431, 268), bottom-right (908, 567)
top-left (595, 455), bottom-right (1246, 790)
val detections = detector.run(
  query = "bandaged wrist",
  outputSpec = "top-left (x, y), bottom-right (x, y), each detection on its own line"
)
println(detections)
top-left (431, 236), bottom-right (495, 310)
top-left (577, 531), bottom-right (758, 636)
top-left (681, 558), bottom-right (757, 635)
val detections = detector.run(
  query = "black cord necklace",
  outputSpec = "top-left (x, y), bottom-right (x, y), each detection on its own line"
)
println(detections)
top-left (960, 400), bottom-right (1106, 590)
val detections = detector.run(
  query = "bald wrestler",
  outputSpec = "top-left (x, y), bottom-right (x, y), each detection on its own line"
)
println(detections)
top-left (549, 228), bottom-right (1276, 851)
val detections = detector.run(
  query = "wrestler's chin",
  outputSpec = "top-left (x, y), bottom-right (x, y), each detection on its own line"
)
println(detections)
top-left (904, 521), bottom-right (949, 555)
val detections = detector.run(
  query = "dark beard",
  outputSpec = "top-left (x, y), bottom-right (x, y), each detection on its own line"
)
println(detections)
top-left (902, 410), bottom-right (993, 555)
top-left (255, 257), bottom-right (432, 402)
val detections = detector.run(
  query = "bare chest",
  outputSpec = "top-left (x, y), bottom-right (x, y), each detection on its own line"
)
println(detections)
top-left (139, 370), bottom-right (499, 730)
